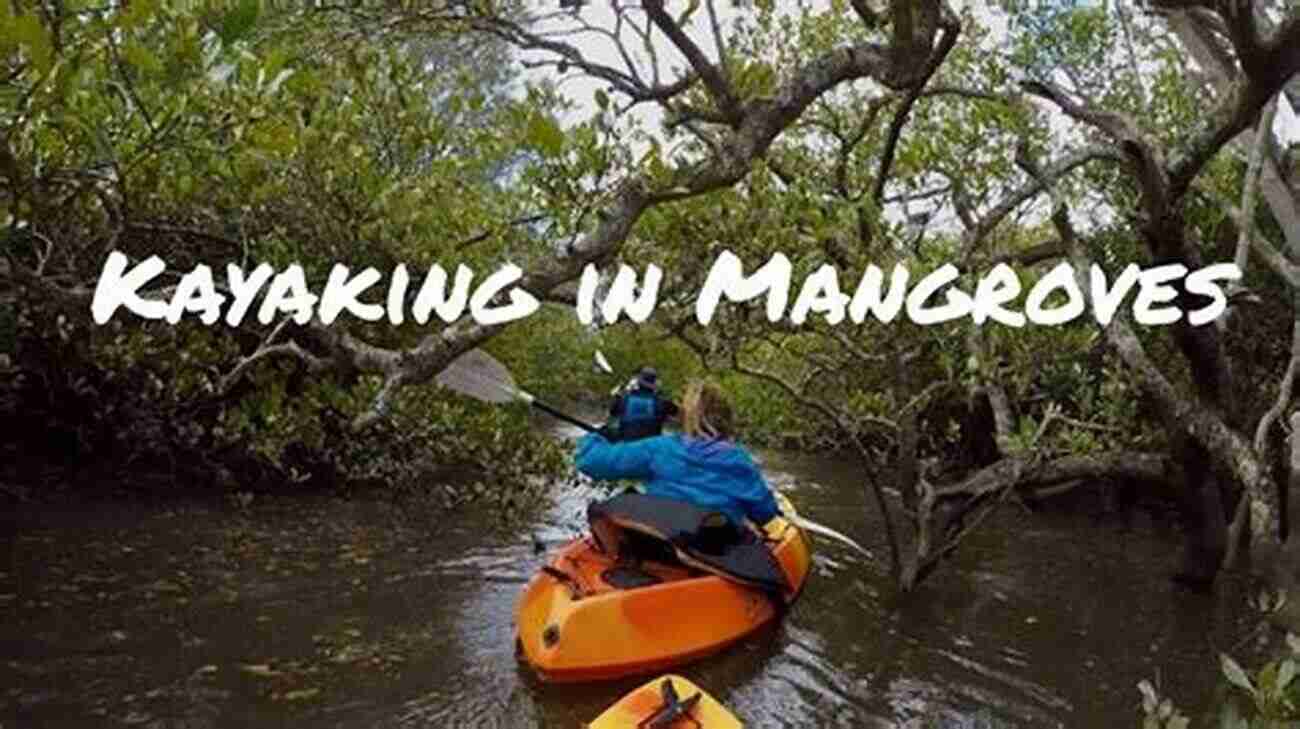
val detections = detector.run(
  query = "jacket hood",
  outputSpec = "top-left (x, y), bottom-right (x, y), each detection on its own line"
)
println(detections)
top-left (680, 436), bottom-right (753, 475)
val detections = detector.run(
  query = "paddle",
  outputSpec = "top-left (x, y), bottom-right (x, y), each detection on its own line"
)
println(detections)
top-left (434, 349), bottom-right (599, 433)
top-left (439, 348), bottom-right (875, 560)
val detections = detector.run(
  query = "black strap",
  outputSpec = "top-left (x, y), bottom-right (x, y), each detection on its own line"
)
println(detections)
top-left (541, 565), bottom-right (584, 599)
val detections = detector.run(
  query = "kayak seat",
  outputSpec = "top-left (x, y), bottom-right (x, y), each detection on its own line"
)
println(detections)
top-left (620, 529), bottom-right (683, 565)
top-left (588, 494), bottom-right (791, 594)
top-left (692, 513), bottom-right (745, 556)
top-left (601, 565), bottom-right (663, 589)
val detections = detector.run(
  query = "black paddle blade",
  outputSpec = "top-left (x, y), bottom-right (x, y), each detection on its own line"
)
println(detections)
top-left (434, 349), bottom-right (523, 405)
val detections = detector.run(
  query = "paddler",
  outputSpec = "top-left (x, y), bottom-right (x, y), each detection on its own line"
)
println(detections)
top-left (578, 380), bottom-right (780, 533)
top-left (605, 365), bottom-right (679, 442)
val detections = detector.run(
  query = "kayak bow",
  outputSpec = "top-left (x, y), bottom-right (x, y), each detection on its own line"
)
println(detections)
top-left (586, 674), bottom-right (742, 728)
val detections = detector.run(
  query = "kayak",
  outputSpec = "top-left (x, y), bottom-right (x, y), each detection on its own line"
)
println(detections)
top-left (586, 674), bottom-right (742, 728)
top-left (516, 492), bottom-right (811, 683)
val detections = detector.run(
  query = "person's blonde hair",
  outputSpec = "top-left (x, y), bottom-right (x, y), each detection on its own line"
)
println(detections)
top-left (680, 380), bottom-right (735, 439)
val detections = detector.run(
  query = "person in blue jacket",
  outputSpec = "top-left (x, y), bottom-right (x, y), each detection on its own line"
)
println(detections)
top-left (607, 366), bottom-right (679, 442)
top-left (578, 380), bottom-right (781, 530)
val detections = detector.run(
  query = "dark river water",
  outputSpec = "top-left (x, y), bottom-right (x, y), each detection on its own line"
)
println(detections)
top-left (0, 422), bottom-right (1272, 728)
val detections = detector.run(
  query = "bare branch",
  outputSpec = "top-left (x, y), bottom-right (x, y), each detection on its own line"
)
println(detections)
top-left (730, 352), bottom-right (897, 434)
top-left (1215, 192), bottom-right (1300, 288)
top-left (901, 378), bottom-right (954, 418)
top-left (1165, 10), bottom-right (1300, 197)
top-left (834, 94), bottom-right (892, 200)
top-left (917, 85), bottom-right (1020, 105)
top-left (956, 146), bottom-right (1117, 261)
top-left (850, 0), bottom-right (883, 28)
top-left (1233, 96), bottom-right (1278, 272)
top-left (1018, 79), bottom-right (1168, 206)
top-left (1019, 79), bottom-right (1139, 141)
top-left (219, 318), bottom-right (329, 395)
top-left (641, 0), bottom-right (742, 123)
top-left (353, 373), bottom-right (403, 431)
top-left (704, 0), bottom-right (728, 73)
top-left (871, 12), bottom-right (960, 204)
top-left (966, 327), bottom-right (1014, 453)
top-left (1254, 318), bottom-right (1300, 456)
top-left (454, 213), bottom-right (549, 251)
top-left (935, 450), bottom-right (1170, 499)
top-left (478, 15), bottom-right (697, 105)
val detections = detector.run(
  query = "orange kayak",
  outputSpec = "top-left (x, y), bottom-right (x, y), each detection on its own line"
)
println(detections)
top-left (516, 493), bottom-right (811, 683)
top-left (586, 674), bottom-right (742, 728)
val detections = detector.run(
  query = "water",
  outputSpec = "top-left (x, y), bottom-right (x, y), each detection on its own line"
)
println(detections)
top-left (0, 430), bottom-right (1268, 728)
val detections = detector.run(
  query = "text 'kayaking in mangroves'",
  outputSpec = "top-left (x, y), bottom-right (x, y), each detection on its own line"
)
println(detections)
top-left (90, 249), bottom-right (1242, 329)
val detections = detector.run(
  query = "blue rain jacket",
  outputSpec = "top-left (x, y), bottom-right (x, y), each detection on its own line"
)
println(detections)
top-left (575, 432), bottom-right (781, 527)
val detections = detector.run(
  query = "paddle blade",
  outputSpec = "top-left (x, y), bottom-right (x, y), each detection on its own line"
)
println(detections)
top-left (435, 349), bottom-right (524, 405)
top-left (790, 513), bottom-right (873, 559)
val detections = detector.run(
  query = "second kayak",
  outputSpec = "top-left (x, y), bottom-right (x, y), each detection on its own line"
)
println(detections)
top-left (586, 674), bottom-right (742, 728)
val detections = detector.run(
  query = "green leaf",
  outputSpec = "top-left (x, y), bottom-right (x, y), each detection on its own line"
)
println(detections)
top-left (1219, 698), bottom-right (1244, 729)
top-left (1220, 653), bottom-right (1256, 695)
top-left (7, 11), bottom-right (53, 75)
top-left (122, 41), bottom-right (162, 75)
top-left (119, 0), bottom-right (159, 30)
top-left (1279, 658), bottom-right (1297, 691)
top-left (594, 88), bottom-right (609, 111)
top-left (527, 112), bottom-right (564, 158)
top-left (219, 0), bottom-right (261, 46)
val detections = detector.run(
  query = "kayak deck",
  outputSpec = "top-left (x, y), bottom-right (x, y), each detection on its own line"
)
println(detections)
top-left (516, 493), bottom-right (810, 683)
top-left (586, 674), bottom-right (743, 728)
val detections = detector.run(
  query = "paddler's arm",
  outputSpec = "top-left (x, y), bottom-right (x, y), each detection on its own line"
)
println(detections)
top-left (574, 432), bottom-right (656, 481)
top-left (738, 477), bottom-right (781, 524)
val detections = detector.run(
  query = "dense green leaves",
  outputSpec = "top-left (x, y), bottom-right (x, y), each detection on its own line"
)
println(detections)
top-left (218, 0), bottom-right (262, 46)
top-left (0, 0), bottom-right (585, 498)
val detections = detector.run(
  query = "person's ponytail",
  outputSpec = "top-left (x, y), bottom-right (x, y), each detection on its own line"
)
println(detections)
top-left (681, 381), bottom-right (735, 440)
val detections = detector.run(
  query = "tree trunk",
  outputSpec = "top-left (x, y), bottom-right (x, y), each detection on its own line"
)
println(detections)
top-left (1145, 211), bottom-right (1239, 587)
top-left (1171, 432), bottom-right (1230, 590)
top-left (893, 346), bottom-right (920, 514)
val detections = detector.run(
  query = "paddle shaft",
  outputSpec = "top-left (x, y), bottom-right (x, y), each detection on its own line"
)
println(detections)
top-left (528, 398), bottom-right (599, 434)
